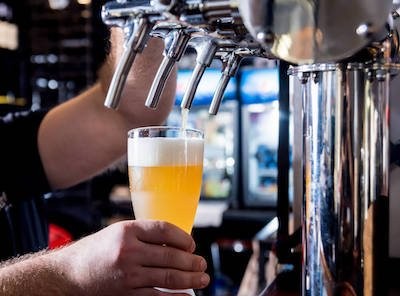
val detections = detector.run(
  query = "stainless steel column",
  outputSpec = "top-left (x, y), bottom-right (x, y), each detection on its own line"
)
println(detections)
top-left (289, 63), bottom-right (395, 296)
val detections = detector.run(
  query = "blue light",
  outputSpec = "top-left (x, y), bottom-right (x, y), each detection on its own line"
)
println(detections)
top-left (240, 68), bottom-right (279, 104)
top-left (175, 69), bottom-right (237, 106)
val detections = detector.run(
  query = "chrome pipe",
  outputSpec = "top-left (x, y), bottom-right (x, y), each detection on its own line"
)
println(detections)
top-left (145, 55), bottom-right (177, 109)
top-left (145, 28), bottom-right (192, 109)
top-left (180, 36), bottom-right (219, 110)
top-left (104, 17), bottom-right (153, 109)
top-left (289, 63), bottom-right (395, 296)
top-left (209, 51), bottom-right (243, 115)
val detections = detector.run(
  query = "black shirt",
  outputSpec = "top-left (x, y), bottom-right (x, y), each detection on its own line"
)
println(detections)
top-left (0, 109), bottom-right (51, 260)
top-left (0, 109), bottom-right (51, 201)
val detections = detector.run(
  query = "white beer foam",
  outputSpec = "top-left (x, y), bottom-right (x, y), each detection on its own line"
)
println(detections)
top-left (128, 137), bottom-right (204, 166)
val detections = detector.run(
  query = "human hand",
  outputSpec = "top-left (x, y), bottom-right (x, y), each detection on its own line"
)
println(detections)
top-left (55, 220), bottom-right (209, 296)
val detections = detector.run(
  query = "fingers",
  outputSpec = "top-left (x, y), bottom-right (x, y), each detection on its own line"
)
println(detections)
top-left (116, 238), bottom-right (210, 291)
top-left (109, 221), bottom-right (210, 291)
top-left (131, 267), bottom-right (210, 290)
top-left (127, 288), bottom-right (197, 296)
top-left (132, 242), bottom-right (207, 272)
top-left (126, 220), bottom-right (196, 252)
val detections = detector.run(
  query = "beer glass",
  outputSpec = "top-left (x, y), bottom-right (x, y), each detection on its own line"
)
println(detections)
top-left (127, 126), bottom-right (204, 295)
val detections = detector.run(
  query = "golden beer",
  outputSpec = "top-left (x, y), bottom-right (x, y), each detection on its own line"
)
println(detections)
top-left (128, 164), bottom-right (203, 233)
top-left (128, 128), bottom-right (204, 234)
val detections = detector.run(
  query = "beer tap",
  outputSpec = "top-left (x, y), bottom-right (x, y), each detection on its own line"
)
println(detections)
top-left (179, 0), bottom-right (239, 26)
top-left (143, 0), bottom-right (252, 111)
top-left (208, 49), bottom-right (243, 115)
top-left (209, 45), bottom-right (271, 115)
top-left (101, 0), bottom-right (248, 111)
top-left (181, 36), bottom-right (235, 110)
top-left (145, 24), bottom-right (194, 109)
top-left (101, 2), bottom-right (164, 109)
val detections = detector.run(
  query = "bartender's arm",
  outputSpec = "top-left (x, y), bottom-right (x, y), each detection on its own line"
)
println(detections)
top-left (0, 220), bottom-right (209, 296)
top-left (0, 28), bottom-right (210, 295)
top-left (38, 28), bottom-right (177, 190)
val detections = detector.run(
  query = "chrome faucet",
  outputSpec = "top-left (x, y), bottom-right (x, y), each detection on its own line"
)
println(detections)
top-left (145, 24), bottom-right (194, 109)
top-left (102, 0), bottom-right (247, 111)
top-left (101, 2), bottom-right (164, 108)
top-left (180, 36), bottom-right (221, 110)
top-left (209, 47), bottom-right (270, 114)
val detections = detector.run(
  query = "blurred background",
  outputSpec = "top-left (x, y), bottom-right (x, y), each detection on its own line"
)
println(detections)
top-left (1, 1), bottom-right (399, 296)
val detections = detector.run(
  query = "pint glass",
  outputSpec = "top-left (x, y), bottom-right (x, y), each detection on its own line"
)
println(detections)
top-left (127, 126), bottom-right (204, 295)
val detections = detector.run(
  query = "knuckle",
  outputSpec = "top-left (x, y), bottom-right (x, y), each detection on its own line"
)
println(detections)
top-left (163, 269), bottom-right (174, 287)
top-left (111, 244), bottom-right (127, 266)
top-left (191, 257), bottom-right (200, 271)
top-left (117, 270), bottom-right (130, 288)
top-left (162, 248), bottom-right (174, 265)
top-left (112, 221), bottom-right (131, 241)
top-left (155, 220), bottom-right (169, 235)
top-left (111, 223), bottom-right (140, 264)
top-left (120, 220), bottom-right (137, 237)
top-left (127, 269), bottom-right (141, 285)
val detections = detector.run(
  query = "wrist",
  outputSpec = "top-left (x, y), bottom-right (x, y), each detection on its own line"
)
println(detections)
top-left (45, 246), bottom-right (86, 296)
top-left (0, 249), bottom-right (79, 296)
top-left (50, 237), bottom-right (111, 296)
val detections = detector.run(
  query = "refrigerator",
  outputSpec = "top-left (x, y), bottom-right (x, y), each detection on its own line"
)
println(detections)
top-left (240, 67), bottom-right (281, 208)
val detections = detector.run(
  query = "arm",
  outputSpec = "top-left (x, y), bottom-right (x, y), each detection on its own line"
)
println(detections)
top-left (38, 28), bottom-right (176, 190)
top-left (0, 221), bottom-right (209, 296)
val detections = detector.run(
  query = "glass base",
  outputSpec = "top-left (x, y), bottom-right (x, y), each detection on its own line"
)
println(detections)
top-left (155, 288), bottom-right (195, 295)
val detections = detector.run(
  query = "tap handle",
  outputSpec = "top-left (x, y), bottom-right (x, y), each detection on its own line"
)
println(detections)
top-left (145, 55), bottom-right (176, 108)
top-left (209, 73), bottom-right (231, 115)
top-left (101, 1), bottom-right (151, 27)
top-left (209, 52), bottom-right (243, 115)
top-left (146, 29), bottom-right (191, 108)
top-left (180, 63), bottom-right (207, 110)
top-left (180, 37), bottom-right (219, 110)
top-left (104, 17), bottom-right (153, 109)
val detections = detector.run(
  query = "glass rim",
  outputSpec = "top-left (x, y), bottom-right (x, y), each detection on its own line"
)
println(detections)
top-left (128, 125), bottom-right (203, 138)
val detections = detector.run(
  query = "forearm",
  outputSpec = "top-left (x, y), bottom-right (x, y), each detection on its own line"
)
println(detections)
top-left (0, 221), bottom-right (210, 296)
top-left (0, 250), bottom-right (77, 296)
top-left (39, 28), bottom-right (176, 190)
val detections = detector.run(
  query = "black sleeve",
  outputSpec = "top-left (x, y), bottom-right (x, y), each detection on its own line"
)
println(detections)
top-left (0, 109), bottom-right (51, 202)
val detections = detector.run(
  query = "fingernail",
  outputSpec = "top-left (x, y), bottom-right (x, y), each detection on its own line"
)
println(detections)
top-left (199, 258), bottom-right (207, 271)
top-left (200, 274), bottom-right (210, 286)
top-left (189, 240), bottom-right (196, 253)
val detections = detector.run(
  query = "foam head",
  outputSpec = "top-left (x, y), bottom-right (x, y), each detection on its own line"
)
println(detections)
top-left (128, 137), bottom-right (204, 167)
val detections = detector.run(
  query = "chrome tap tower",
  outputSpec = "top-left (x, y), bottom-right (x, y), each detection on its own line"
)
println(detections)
top-left (101, 1), bottom-right (400, 295)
